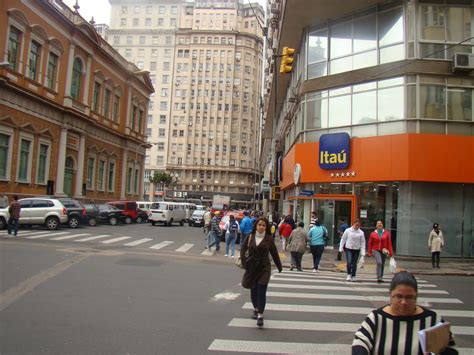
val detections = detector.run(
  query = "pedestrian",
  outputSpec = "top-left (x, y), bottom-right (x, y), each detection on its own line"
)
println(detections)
top-left (239, 211), bottom-right (253, 245)
top-left (0, 193), bottom-right (9, 208)
top-left (224, 214), bottom-right (240, 258)
top-left (241, 217), bottom-right (282, 328)
top-left (203, 209), bottom-right (212, 234)
top-left (308, 220), bottom-right (328, 272)
top-left (7, 195), bottom-right (21, 237)
top-left (278, 216), bottom-right (293, 251)
top-left (367, 220), bottom-right (394, 283)
top-left (339, 219), bottom-right (366, 282)
top-left (336, 217), bottom-right (349, 261)
top-left (428, 223), bottom-right (444, 269)
top-left (207, 211), bottom-right (221, 252)
top-left (352, 271), bottom-right (457, 354)
top-left (309, 211), bottom-right (318, 228)
top-left (287, 222), bottom-right (308, 271)
top-left (286, 214), bottom-right (296, 230)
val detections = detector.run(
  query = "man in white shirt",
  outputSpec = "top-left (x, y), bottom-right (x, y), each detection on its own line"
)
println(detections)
top-left (339, 219), bottom-right (366, 282)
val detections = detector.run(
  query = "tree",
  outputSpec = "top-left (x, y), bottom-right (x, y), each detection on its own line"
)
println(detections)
top-left (149, 172), bottom-right (173, 199)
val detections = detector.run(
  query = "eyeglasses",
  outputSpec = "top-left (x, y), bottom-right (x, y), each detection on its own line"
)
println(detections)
top-left (391, 294), bottom-right (417, 302)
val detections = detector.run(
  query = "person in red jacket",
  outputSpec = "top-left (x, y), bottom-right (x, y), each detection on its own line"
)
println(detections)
top-left (278, 217), bottom-right (293, 251)
top-left (367, 220), bottom-right (394, 283)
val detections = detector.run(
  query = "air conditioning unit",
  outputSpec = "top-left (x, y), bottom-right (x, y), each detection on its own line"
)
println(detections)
top-left (452, 53), bottom-right (474, 71)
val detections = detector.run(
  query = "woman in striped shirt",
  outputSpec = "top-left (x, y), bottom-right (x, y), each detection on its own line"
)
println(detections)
top-left (352, 271), bottom-right (457, 355)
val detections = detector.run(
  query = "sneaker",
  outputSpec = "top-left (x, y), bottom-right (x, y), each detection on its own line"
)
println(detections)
top-left (346, 275), bottom-right (352, 281)
top-left (290, 266), bottom-right (295, 271)
top-left (351, 277), bottom-right (356, 282)
top-left (297, 268), bottom-right (303, 272)
top-left (225, 254), bottom-right (228, 257)
top-left (377, 279), bottom-right (382, 284)
top-left (251, 310), bottom-right (258, 320)
top-left (257, 317), bottom-right (264, 328)
top-left (231, 255), bottom-right (235, 258)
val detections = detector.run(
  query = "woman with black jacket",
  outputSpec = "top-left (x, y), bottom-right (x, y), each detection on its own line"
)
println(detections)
top-left (241, 217), bottom-right (282, 328)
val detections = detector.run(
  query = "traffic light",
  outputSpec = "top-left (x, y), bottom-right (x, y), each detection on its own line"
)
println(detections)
top-left (271, 186), bottom-right (281, 200)
top-left (279, 47), bottom-right (295, 74)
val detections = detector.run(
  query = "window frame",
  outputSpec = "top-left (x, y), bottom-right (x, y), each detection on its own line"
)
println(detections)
top-left (107, 160), bottom-right (116, 192)
top-left (0, 127), bottom-right (14, 181)
top-left (16, 132), bottom-right (34, 183)
top-left (86, 155), bottom-right (96, 190)
top-left (36, 138), bottom-right (51, 185)
top-left (70, 57), bottom-right (84, 101)
top-left (97, 158), bottom-right (106, 191)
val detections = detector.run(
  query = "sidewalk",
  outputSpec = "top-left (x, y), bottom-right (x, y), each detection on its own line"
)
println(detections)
top-left (279, 248), bottom-right (474, 276)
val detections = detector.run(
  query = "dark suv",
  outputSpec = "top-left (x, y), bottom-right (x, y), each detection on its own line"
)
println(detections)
top-left (57, 198), bottom-right (88, 228)
top-left (85, 204), bottom-right (127, 226)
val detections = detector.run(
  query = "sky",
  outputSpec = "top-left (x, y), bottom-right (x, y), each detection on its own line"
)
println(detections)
top-left (63, 0), bottom-right (267, 25)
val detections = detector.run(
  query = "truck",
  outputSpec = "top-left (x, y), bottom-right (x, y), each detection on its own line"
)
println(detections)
top-left (212, 195), bottom-right (231, 211)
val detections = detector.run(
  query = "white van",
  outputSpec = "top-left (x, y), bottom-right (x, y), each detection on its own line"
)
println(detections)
top-left (177, 203), bottom-right (197, 222)
top-left (137, 201), bottom-right (153, 211)
top-left (148, 202), bottom-right (186, 226)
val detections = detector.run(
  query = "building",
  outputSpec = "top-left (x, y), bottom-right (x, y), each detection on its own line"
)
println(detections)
top-left (108, 0), bottom-right (264, 206)
top-left (0, 0), bottom-right (154, 201)
top-left (262, 0), bottom-right (473, 257)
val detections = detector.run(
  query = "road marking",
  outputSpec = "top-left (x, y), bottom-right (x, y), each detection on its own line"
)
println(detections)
top-left (27, 232), bottom-right (70, 239)
top-left (100, 236), bottom-right (132, 244)
top-left (75, 235), bottom-right (111, 242)
top-left (51, 233), bottom-right (91, 240)
top-left (268, 283), bottom-right (448, 294)
top-left (16, 231), bottom-right (53, 237)
top-left (211, 292), bottom-right (241, 302)
top-left (201, 249), bottom-right (214, 256)
top-left (175, 243), bottom-right (194, 252)
top-left (229, 318), bottom-right (358, 332)
top-left (149, 241), bottom-right (174, 250)
top-left (278, 270), bottom-right (429, 283)
top-left (123, 238), bottom-right (153, 246)
top-left (208, 339), bottom-right (351, 353)
top-left (266, 291), bottom-right (463, 304)
top-left (271, 276), bottom-right (437, 288)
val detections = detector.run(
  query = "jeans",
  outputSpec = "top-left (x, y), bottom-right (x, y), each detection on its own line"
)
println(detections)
top-left (225, 233), bottom-right (237, 256)
top-left (431, 251), bottom-right (440, 267)
top-left (250, 283), bottom-right (268, 314)
top-left (310, 245), bottom-right (325, 270)
top-left (290, 251), bottom-right (303, 270)
top-left (208, 230), bottom-right (220, 251)
top-left (373, 250), bottom-right (387, 279)
top-left (345, 248), bottom-right (361, 277)
top-left (7, 218), bottom-right (19, 236)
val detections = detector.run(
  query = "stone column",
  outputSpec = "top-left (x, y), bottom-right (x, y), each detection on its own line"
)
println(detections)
top-left (64, 43), bottom-right (75, 96)
top-left (74, 134), bottom-right (86, 198)
top-left (120, 149), bottom-right (128, 199)
top-left (83, 54), bottom-right (92, 106)
top-left (55, 127), bottom-right (68, 196)
top-left (138, 164), bottom-right (144, 199)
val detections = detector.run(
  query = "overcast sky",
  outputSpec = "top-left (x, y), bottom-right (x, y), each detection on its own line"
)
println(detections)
top-left (63, 0), bottom-right (267, 25)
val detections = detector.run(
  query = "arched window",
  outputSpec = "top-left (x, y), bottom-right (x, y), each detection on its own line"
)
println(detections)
top-left (70, 58), bottom-right (82, 100)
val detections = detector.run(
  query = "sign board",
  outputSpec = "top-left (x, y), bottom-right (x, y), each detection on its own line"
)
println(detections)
top-left (360, 210), bottom-right (367, 218)
top-left (299, 190), bottom-right (314, 197)
top-left (319, 133), bottom-right (350, 170)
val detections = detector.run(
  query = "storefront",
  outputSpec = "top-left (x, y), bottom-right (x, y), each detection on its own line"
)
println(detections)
top-left (281, 133), bottom-right (474, 257)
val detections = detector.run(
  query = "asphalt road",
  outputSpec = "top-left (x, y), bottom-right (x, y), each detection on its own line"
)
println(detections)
top-left (1, 223), bottom-right (473, 354)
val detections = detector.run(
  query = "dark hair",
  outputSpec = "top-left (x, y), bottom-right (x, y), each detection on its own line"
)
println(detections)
top-left (353, 219), bottom-right (360, 225)
top-left (244, 211), bottom-right (249, 216)
top-left (229, 214), bottom-right (235, 221)
top-left (389, 271), bottom-right (418, 294)
top-left (13, 195), bottom-right (18, 201)
top-left (297, 222), bottom-right (304, 228)
top-left (433, 223), bottom-right (439, 229)
top-left (315, 219), bottom-right (322, 227)
top-left (252, 217), bottom-right (271, 235)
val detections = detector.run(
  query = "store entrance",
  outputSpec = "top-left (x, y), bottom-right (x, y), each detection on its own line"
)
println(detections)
top-left (315, 200), bottom-right (352, 248)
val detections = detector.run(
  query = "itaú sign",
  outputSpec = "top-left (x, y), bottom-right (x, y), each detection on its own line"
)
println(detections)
top-left (319, 133), bottom-right (350, 170)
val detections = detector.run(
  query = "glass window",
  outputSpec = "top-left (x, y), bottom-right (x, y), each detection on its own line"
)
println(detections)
top-left (104, 89), bottom-right (111, 117)
top-left (328, 95), bottom-right (351, 127)
top-left (378, 86), bottom-right (405, 121)
top-left (28, 40), bottom-right (41, 80)
top-left (98, 160), bottom-right (105, 190)
top-left (306, 97), bottom-right (328, 128)
top-left (0, 133), bottom-right (10, 179)
top-left (8, 26), bottom-right (21, 71)
top-left (420, 5), bottom-right (445, 41)
top-left (353, 91), bottom-right (376, 124)
top-left (46, 52), bottom-right (58, 90)
top-left (420, 85), bottom-right (446, 120)
top-left (308, 29), bottom-right (328, 64)
top-left (18, 139), bottom-right (31, 181)
top-left (379, 7), bottom-right (404, 46)
top-left (134, 169), bottom-right (139, 193)
top-left (380, 44), bottom-right (405, 63)
top-left (37, 143), bottom-right (48, 184)
top-left (446, 7), bottom-right (473, 43)
top-left (448, 87), bottom-right (472, 121)
top-left (330, 21), bottom-right (352, 58)
top-left (353, 50), bottom-right (377, 70)
top-left (330, 56), bottom-right (352, 75)
top-left (71, 58), bottom-right (82, 100)
top-left (127, 167), bottom-right (133, 193)
top-left (353, 14), bottom-right (376, 52)
top-left (87, 157), bottom-right (95, 189)
top-left (93, 82), bottom-right (101, 112)
top-left (113, 95), bottom-right (120, 122)
top-left (108, 161), bottom-right (115, 192)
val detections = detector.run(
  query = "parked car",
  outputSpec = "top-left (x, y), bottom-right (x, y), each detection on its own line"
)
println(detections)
top-left (86, 204), bottom-right (127, 226)
top-left (135, 208), bottom-right (148, 224)
top-left (16, 198), bottom-right (68, 230)
top-left (106, 201), bottom-right (138, 224)
top-left (0, 207), bottom-right (9, 229)
top-left (56, 198), bottom-right (88, 228)
top-left (189, 210), bottom-right (206, 227)
top-left (218, 211), bottom-right (245, 242)
top-left (148, 202), bottom-right (186, 226)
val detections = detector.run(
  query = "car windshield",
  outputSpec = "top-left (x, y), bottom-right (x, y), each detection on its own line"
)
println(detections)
top-left (151, 203), bottom-right (168, 210)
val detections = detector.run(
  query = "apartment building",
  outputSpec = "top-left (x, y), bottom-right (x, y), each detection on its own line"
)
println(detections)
top-left (0, 0), bottom-right (153, 201)
top-left (108, 0), bottom-right (264, 205)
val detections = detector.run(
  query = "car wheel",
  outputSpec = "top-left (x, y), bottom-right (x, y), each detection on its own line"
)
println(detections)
top-left (136, 216), bottom-right (143, 224)
top-left (109, 217), bottom-right (118, 226)
top-left (45, 216), bottom-right (59, 230)
top-left (124, 216), bottom-right (132, 224)
top-left (180, 220), bottom-right (184, 226)
top-left (0, 217), bottom-right (6, 229)
top-left (88, 218), bottom-right (97, 227)
top-left (68, 216), bottom-right (79, 228)
top-left (168, 218), bottom-right (173, 226)
top-left (189, 222), bottom-right (194, 227)
top-left (151, 221), bottom-right (156, 226)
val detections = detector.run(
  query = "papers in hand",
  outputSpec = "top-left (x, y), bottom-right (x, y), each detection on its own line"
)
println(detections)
top-left (418, 322), bottom-right (451, 354)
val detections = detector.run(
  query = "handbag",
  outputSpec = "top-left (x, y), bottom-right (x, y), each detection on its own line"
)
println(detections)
top-left (389, 256), bottom-right (397, 273)
top-left (235, 234), bottom-right (252, 269)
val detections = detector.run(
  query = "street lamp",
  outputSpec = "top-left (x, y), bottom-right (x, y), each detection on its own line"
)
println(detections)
top-left (135, 141), bottom-right (157, 161)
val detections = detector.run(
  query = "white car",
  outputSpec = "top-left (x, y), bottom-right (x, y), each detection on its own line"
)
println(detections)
top-left (0, 207), bottom-right (9, 229)
top-left (148, 202), bottom-right (186, 226)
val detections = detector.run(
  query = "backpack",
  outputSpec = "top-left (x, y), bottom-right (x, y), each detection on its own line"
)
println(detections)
top-left (229, 221), bottom-right (238, 233)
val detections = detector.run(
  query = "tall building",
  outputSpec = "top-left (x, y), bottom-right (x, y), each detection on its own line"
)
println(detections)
top-left (108, 0), bottom-right (264, 206)
top-left (0, 0), bottom-right (153, 201)
top-left (263, 0), bottom-right (473, 257)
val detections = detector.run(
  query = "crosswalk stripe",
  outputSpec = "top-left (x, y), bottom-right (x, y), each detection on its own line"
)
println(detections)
top-left (208, 339), bottom-right (351, 353)
top-left (51, 233), bottom-right (91, 240)
top-left (27, 232), bottom-right (69, 239)
top-left (266, 291), bottom-right (463, 304)
top-left (452, 326), bottom-right (474, 336)
top-left (75, 235), bottom-right (111, 242)
top-left (271, 276), bottom-right (437, 288)
top-left (18, 231), bottom-right (53, 237)
top-left (268, 283), bottom-right (448, 294)
top-left (229, 318), bottom-right (358, 331)
top-left (201, 249), bottom-right (214, 256)
top-left (123, 238), bottom-right (153, 246)
top-left (175, 243), bottom-right (194, 252)
top-left (149, 241), bottom-right (174, 250)
top-left (100, 237), bottom-right (131, 244)
top-left (278, 270), bottom-right (430, 283)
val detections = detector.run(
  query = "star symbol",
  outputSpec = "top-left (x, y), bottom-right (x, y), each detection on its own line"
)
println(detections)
top-left (330, 173), bottom-right (334, 177)
top-left (351, 171), bottom-right (356, 176)
top-left (336, 173), bottom-right (340, 177)
top-left (346, 172), bottom-right (350, 177)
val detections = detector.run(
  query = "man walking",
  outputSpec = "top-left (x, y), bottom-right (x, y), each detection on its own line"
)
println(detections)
top-left (336, 217), bottom-right (349, 261)
top-left (208, 211), bottom-right (222, 252)
top-left (7, 195), bottom-right (21, 236)
top-left (339, 219), bottom-right (366, 282)
top-left (240, 211), bottom-right (253, 244)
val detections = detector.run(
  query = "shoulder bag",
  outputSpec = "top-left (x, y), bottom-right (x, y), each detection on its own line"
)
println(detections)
top-left (235, 234), bottom-right (252, 269)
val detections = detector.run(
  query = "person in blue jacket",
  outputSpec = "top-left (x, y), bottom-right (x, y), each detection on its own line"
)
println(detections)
top-left (240, 211), bottom-right (254, 243)
top-left (308, 220), bottom-right (328, 272)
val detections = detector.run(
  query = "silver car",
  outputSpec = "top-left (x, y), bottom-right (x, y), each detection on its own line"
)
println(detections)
top-left (17, 198), bottom-right (69, 230)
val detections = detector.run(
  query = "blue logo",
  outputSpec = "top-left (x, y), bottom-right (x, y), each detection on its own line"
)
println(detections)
top-left (319, 133), bottom-right (350, 170)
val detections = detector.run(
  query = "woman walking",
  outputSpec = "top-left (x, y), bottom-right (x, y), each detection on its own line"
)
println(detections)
top-left (224, 214), bottom-right (240, 257)
top-left (241, 217), bottom-right (282, 328)
top-left (428, 223), bottom-right (444, 269)
top-left (339, 219), bottom-right (366, 282)
top-left (308, 220), bottom-right (328, 273)
top-left (367, 220), bottom-right (394, 283)
top-left (278, 217), bottom-right (293, 251)
top-left (287, 222), bottom-right (308, 271)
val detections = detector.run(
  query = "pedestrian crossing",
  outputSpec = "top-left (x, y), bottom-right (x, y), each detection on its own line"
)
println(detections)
top-left (208, 269), bottom-right (474, 354)
top-left (0, 230), bottom-right (210, 254)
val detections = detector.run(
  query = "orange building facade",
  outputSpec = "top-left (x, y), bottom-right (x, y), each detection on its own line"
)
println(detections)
top-left (0, 0), bottom-right (154, 202)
